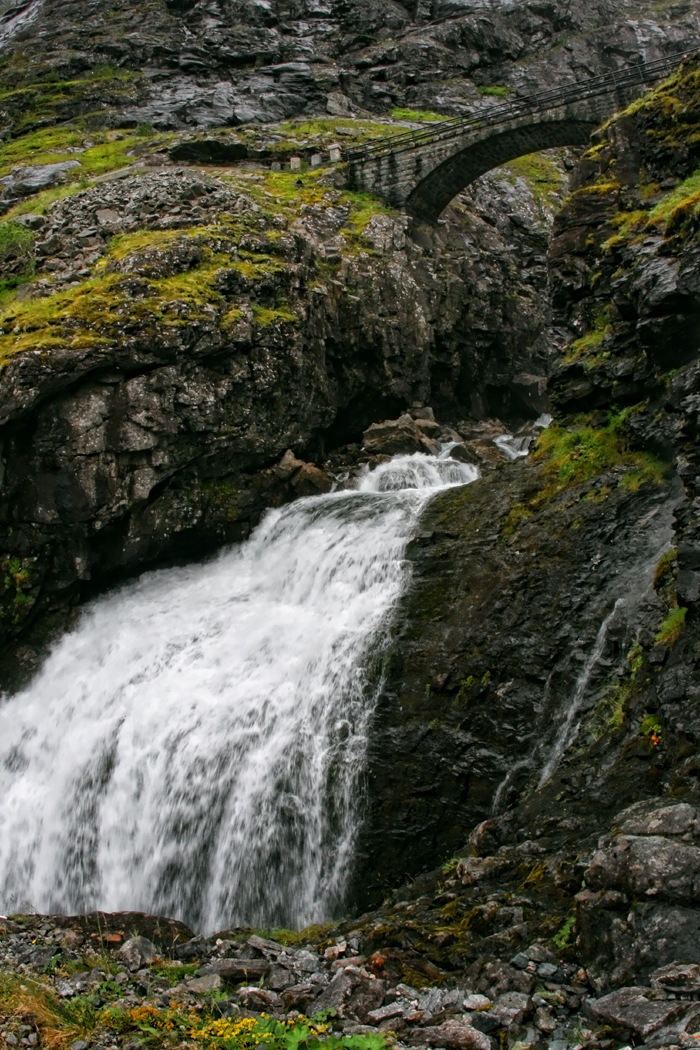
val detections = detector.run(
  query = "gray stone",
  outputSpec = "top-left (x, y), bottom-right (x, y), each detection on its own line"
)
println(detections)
top-left (1, 161), bottom-right (81, 204)
top-left (677, 568), bottom-right (700, 603)
top-left (650, 962), bottom-right (700, 995)
top-left (294, 949), bottom-right (322, 972)
top-left (616, 802), bottom-right (698, 838)
top-left (585, 834), bottom-right (700, 902)
top-left (590, 986), bottom-right (686, 1038)
top-left (309, 969), bottom-right (358, 1016)
top-left (236, 986), bottom-right (282, 1011)
top-left (463, 994), bottom-right (492, 1011)
top-left (366, 1003), bottom-right (404, 1024)
top-left (247, 934), bottom-right (285, 956)
top-left (326, 93), bottom-right (354, 116)
top-left (268, 965), bottom-right (297, 991)
top-left (489, 992), bottom-right (532, 1027)
top-left (185, 974), bottom-right (223, 993)
top-left (198, 958), bottom-right (270, 981)
top-left (414, 1020), bottom-right (491, 1050)
top-left (117, 936), bottom-right (158, 972)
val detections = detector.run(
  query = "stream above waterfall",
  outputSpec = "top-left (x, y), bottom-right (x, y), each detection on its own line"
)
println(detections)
top-left (0, 453), bottom-right (477, 932)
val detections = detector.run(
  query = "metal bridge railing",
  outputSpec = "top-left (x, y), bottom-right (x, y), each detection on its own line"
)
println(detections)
top-left (343, 46), bottom-right (700, 164)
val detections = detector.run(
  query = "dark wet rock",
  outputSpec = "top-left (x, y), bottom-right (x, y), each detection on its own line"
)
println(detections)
top-left (0, 0), bottom-right (696, 135)
top-left (362, 415), bottom-right (440, 457)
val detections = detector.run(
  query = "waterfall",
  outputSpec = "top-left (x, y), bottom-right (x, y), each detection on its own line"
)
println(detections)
top-left (0, 453), bottom-right (477, 932)
top-left (537, 598), bottom-right (625, 786)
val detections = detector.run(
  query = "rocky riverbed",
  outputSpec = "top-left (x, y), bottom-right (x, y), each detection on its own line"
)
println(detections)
top-left (7, 793), bottom-right (700, 1050)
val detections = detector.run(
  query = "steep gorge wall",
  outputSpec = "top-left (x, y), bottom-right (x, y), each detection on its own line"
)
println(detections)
top-left (350, 53), bottom-right (700, 991)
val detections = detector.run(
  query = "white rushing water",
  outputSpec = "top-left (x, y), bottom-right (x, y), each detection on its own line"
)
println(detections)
top-left (0, 453), bottom-right (476, 931)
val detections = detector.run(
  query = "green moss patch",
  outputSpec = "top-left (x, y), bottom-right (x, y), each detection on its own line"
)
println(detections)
top-left (499, 151), bottom-right (566, 209)
top-left (477, 85), bottom-right (510, 98)
top-left (501, 409), bottom-right (665, 541)
top-left (0, 220), bottom-right (35, 300)
top-left (389, 108), bottom-right (445, 122)
top-left (656, 605), bottom-right (687, 647)
top-left (0, 66), bottom-right (145, 137)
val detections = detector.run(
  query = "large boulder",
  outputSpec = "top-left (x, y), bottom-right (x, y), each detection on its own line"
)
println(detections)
top-left (362, 414), bottom-right (440, 456)
top-left (577, 800), bottom-right (700, 990)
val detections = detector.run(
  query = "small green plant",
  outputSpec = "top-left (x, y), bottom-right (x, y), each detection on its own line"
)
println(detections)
top-left (442, 857), bottom-right (459, 875)
top-left (96, 978), bottom-right (124, 999)
top-left (655, 605), bottom-right (687, 647)
top-left (0, 219), bottom-right (35, 297)
top-left (654, 548), bottom-right (677, 588)
top-left (135, 121), bottom-right (154, 137)
top-left (553, 915), bottom-right (575, 950)
top-left (640, 713), bottom-right (663, 747)
top-left (150, 962), bottom-right (199, 986)
top-left (453, 676), bottom-right (475, 704)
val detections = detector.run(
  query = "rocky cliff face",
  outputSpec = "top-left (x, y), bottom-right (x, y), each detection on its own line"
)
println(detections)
top-left (350, 50), bottom-right (700, 1009)
top-left (0, 0), bottom-right (698, 134)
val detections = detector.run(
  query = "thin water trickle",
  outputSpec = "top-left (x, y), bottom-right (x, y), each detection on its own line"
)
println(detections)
top-left (0, 453), bottom-right (477, 931)
top-left (538, 598), bottom-right (625, 786)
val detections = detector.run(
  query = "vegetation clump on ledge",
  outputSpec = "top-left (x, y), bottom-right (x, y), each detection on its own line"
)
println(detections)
top-left (501, 408), bottom-right (665, 540)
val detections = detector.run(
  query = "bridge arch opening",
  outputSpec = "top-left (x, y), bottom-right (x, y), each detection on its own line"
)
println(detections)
top-left (405, 117), bottom-right (597, 222)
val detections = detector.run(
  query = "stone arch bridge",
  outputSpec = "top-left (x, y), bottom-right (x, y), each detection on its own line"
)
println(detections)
top-left (343, 49), bottom-right (699, 222)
